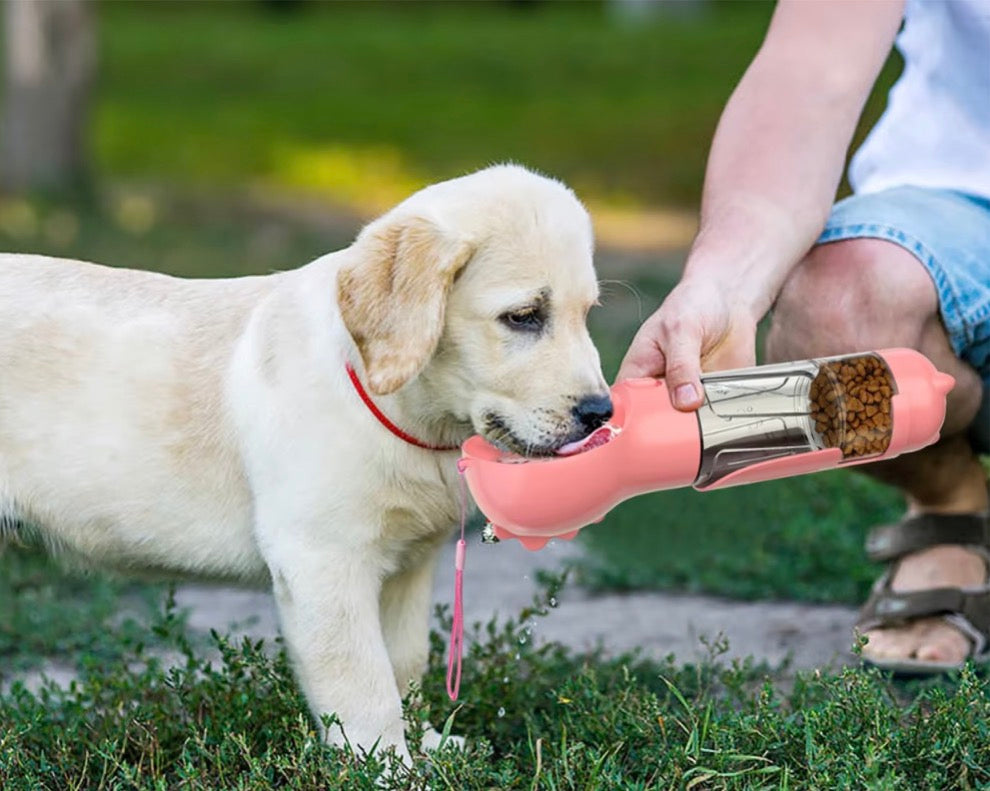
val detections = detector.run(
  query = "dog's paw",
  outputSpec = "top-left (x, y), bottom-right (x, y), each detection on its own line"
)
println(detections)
top-left (420, 724), bottom-right (466, 752)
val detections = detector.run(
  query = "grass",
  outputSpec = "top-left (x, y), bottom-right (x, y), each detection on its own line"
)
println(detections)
top-left (0, 188), bottom-right (350, 279)
top-left (0, 544), bottom-right (163, 675)
top-left (575, 469), bottom-right (902, 605)
top-left (94, 0), bottom-right (772, 210)
top-left (89, 0), bottom-right (899, 214)
top-left (2, 578), bottom-right (989, 789)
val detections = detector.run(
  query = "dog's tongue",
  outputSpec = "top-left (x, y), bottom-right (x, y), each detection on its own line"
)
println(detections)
top-left (555, 425), bottom-right (616, 457)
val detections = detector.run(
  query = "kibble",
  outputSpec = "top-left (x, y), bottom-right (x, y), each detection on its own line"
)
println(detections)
top-left (809, 354), bottom-right (894, 459)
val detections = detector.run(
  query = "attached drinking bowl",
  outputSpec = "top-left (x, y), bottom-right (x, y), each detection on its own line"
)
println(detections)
top-left (459, 377), bottom-right (701, 549)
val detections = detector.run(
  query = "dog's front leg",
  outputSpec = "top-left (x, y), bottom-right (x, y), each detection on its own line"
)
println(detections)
top-left (264, 538), bottom-right (411, 765)
top-left (379, 540), bottom-right (444, 700)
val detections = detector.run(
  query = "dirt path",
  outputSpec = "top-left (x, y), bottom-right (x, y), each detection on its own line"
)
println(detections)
top-left (165, 535), bottom-right (859, 675)
top-left (8, 534), bottom-right (859, 696)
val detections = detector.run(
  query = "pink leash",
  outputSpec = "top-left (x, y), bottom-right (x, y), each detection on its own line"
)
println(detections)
top-left (446, 461), bottom-right (469, 700)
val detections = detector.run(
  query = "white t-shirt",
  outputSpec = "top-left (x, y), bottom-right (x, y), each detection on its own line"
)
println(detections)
top-left (849, 0), bottom-right (990, 201)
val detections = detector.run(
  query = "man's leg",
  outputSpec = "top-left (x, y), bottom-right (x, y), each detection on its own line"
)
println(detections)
top-left (766, 237), bottom-right (988, 664)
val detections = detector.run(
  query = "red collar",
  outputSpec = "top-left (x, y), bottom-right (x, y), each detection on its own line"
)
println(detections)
top-left (345, 363), bottom-right (460, 452)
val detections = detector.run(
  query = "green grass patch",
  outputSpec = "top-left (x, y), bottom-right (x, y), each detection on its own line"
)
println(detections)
top-left (94, 0), bottom-right (773, 210)
top-left (3, 579), bottom-right (989, 789)
top-left (575, 470), bottom-right (901, 605)
top-left (0, 188), bottom-right (349, 278)
top-left (90, 0), bottom-right (900, 213)
top-left (0, 545), bottom-right (163, 674)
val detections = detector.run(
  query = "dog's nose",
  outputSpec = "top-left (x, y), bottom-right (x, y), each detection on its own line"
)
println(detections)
top-left (573, 394), bottom-right (613, 433)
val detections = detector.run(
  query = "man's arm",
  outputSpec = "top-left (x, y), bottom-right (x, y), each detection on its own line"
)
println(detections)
top-left (618, 0), bottom-right (905, 406)
top-left (689, 0), bottom-right (905, 314)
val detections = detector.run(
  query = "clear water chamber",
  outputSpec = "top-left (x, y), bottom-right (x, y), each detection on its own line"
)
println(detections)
top-left (695, 353), bottom-right (896, 487)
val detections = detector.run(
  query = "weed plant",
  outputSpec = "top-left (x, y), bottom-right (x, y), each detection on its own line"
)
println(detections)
top-left (2, 577), bottom-right (989, 789)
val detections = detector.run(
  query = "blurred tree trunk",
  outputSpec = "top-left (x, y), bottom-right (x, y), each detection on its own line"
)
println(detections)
top-left (0, 0), bottom-right (96, 194)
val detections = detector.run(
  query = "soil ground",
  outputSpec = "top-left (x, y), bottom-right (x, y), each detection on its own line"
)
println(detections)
top-left (9, 535), bottom-right (859, 695)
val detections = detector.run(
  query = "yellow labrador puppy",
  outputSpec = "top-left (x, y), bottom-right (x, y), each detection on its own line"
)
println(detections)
top-left (0, 164), bottom-right (610, 762)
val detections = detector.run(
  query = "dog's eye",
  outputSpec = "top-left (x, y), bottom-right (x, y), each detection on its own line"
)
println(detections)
top-left (500, 308), bottom-right (545, 331)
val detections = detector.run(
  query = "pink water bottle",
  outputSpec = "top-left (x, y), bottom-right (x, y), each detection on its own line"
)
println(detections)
top-left (459, 348), bottom-right (954, 550)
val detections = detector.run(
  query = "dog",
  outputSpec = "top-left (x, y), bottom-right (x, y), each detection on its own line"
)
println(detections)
top-left (0, 164), bottom-right (611, 763)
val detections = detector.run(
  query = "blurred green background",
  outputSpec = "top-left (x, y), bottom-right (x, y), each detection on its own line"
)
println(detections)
top-left (0, 0), bottom-right (911, 670)
top-left (96, 0), bottom-right (769, 210)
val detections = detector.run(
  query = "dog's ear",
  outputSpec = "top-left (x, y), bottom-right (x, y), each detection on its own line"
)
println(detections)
top-left (337, 214), bottom-right (474, 395)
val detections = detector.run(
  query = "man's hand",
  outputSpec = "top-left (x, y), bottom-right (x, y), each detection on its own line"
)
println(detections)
top-left (616, 0), bottom-right (904, 411)
top-left (616, 278), bottom-right (758, 410)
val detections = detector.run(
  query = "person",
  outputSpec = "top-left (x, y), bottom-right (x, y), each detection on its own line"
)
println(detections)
top-left (618, 0), bottom-right (990, 672)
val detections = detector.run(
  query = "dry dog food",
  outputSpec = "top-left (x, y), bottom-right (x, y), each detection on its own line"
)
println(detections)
top-left (809, 354), bottom-right (894, 459)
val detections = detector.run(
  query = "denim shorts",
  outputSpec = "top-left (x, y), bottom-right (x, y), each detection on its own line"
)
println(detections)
top-left (817, 185), bottom-right (990, 453)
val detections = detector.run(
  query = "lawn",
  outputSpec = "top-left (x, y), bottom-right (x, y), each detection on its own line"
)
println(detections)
top-left (4, 577), bottom-right (989, 789)
top-left (94, 0), bottom-right (775, 211)
top-left (91, 0), bottom-right (899, 216)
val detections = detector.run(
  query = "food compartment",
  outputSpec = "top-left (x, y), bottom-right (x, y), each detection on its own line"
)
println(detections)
top-left (809, 354), bottom-right (894, 459)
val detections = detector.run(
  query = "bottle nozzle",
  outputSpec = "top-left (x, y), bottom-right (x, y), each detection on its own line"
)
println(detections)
top-left (933, 372), bottom-right (955, 396)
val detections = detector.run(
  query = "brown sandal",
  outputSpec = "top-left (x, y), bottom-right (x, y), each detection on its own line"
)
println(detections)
top-left (857, 512), bottom-right (990, 674)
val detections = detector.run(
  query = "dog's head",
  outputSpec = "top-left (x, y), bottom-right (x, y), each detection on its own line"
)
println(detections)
top-left (337, 164), bottom-right (609, 456)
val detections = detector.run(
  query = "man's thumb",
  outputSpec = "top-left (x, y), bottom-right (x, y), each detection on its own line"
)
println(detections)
top-left (662, 341), bottom-right (704, 411)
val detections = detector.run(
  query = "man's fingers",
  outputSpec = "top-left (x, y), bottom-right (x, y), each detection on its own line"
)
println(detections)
top-left (616, 330), bottom-right (666, 382)
top-left (659, 329), bottom-right (704, 411)
top-left (615, 346), bottom-right (664, 382)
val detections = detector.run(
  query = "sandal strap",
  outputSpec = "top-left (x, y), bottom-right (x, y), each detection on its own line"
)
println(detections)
top-left (865, 513), bottom-right (990, 562)
top-left (858, 585), bottom-right (990, 646)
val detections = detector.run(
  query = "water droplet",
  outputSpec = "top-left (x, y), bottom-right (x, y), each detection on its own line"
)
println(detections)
top-left (514, 653), bottom-right (520, 661)
top-left (503, 676), bottom-right (509, 684)
top-left (519, 635), bottom-right (527, 645)
top-left (549, 597), bottom-right (558, 608)
top-left (497, 707), bottom-right (506, 718)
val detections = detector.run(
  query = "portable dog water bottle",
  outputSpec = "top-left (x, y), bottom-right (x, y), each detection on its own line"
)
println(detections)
top-left (459, 349), bottom-right (954, 550)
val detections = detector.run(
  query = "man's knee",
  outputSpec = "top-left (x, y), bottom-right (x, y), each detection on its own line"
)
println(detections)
top-left (766, 238), bottom-right (938, 362)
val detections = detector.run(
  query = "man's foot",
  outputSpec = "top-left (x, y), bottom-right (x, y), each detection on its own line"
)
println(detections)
top-left (861, 543), bottom-right (987, 664)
